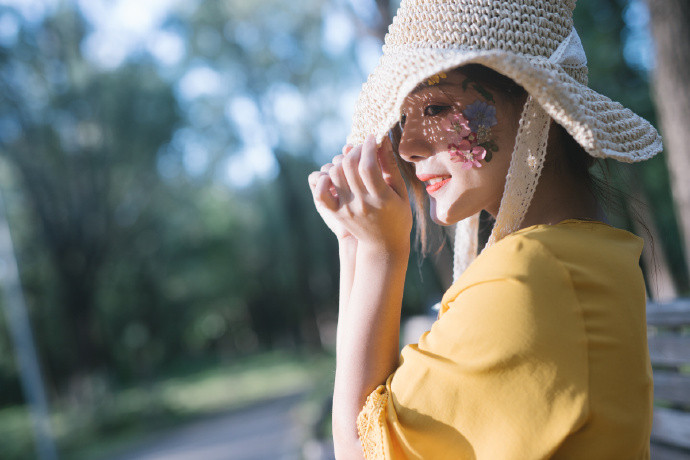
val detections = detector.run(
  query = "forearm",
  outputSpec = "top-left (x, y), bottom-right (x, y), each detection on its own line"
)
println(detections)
top-left (333, 242), bottom-right (409, 459)
top-left (336, 237), bottom-right (357, 352)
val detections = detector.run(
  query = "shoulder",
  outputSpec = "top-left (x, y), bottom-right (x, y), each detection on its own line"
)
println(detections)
top-left (442, 225), bottom-right (571, 310)
top-left (434, 231), bottom-right (581, 359)
top-left (434, 221), bottom-right (644, 360)
top-left (442, 220), bottom-right (643, 308)
top-left (435, 222), bottom-right (618, 360)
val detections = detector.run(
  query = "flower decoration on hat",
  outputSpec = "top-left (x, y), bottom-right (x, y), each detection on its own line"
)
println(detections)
top-left (426, 71), bottom-right (447, 86)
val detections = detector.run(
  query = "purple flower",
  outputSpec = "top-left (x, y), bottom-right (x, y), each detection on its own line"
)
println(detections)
top-left (463, 101), bottom-right (497, 132)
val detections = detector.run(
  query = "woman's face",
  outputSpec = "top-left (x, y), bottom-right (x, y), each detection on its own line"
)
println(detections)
top-left (397, 70), bottom-right (525, 225)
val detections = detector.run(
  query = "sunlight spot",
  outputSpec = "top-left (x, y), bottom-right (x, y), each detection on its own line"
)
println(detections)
top-left (623, 0), bottom-right (653, 71)
top-left (182, 142), bottom-right (209, 177)
top-left (147, 29), bottom-right (186, 67)
top-left (0, 12), bottom-right (19, 46)
top-left (223, 145), bottom-right (278, 189)
top-left (0, 0), bottom-right (57, 23)
top-left (355, 35), bottom-right (382, 75)
top-left (269, 83), bottom-right (305, 126)
top-left (322, 8), bottom-right (353, 56)
top-left (178, 65), bottom-right (223, 100)
top-left (77, 0), bottom-right (179, 68)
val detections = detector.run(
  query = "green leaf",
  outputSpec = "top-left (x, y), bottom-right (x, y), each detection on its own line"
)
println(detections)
top-left (472, 83), bottom-right (495, 103)
top-left (461, 78), bottom-right (472, 91)
top-left (485, 150), bottom-right (493, 162)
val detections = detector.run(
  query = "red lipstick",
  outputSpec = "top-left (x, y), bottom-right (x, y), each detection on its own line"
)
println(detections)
top-left (425, 178), bottom-right (451, 193)
top-left (417, 174), bottom-right (451, 194)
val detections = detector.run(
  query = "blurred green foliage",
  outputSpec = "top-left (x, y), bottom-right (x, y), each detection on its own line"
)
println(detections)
top-left (0, 0), bottom-right (444, 410)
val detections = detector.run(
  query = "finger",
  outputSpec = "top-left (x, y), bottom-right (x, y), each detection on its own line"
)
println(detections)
top-left (320, 163), bottom-right (333, 173)
top-left (359, 134), bottom-right (388, 197)
top-left (314, 174), bottom-right (338, 211)
top-left (341, 144), bottom-right (353, 156)
top-left (378, 136), bottom-right (407, 198)
top-left (341, 145), bottom-right (367, 198)
top-left (328, 162), bottom-right (351, 204)
top-left (332, 154), bottom-right (344, 165)
top-left (308, 171), bottom-right (324, 190)
top-left (309, 171), bottom-right (338, 199)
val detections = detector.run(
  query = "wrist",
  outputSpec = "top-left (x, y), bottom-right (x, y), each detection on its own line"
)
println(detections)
top-left (356, 240), bottom-right (410, 262)
top-left (338, 236), bottom-right (358, 256)
top-left (338, 235), bottom-right (358, 248)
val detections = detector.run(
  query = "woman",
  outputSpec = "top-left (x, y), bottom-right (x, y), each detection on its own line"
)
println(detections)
top-left (308, 1), bottom-right (662, 458)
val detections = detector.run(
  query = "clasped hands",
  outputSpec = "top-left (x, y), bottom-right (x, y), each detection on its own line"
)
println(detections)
top-left (308, 134), bottom-right (413, 254)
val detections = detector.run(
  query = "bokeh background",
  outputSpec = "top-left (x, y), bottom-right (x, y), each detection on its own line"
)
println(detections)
top-left (0, 0), bottom-right (687, 459)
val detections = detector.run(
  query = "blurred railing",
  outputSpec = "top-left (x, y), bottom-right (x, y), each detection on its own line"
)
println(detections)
top-left (648, 298), bottom-right (690, 456)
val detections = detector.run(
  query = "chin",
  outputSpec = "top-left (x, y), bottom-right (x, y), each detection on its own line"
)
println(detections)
top-left (429, 198), bottom-right (475, 226)
top-left (429, 200), bottom-right (455, 226)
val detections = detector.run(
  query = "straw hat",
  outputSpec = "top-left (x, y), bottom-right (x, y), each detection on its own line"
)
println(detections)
top-left (346, 0), bottom-right (662, 280)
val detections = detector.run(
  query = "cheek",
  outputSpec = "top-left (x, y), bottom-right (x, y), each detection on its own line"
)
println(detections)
top-left (491, 122), bottom-right (518, 155)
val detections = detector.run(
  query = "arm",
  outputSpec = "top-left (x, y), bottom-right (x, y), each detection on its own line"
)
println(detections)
top-left (309, 135), bottom-right (412, 459)
top-left (333, 242), bottom-right (409, 459)
top-left (336, 238), bottom-right (357, 352)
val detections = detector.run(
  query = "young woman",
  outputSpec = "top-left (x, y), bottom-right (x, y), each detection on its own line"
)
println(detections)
top-left (308, 1), bottom-right (662, 458)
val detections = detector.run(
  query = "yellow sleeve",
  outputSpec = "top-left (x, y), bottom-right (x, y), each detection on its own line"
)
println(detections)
top-left (356, 237), bottom-right (590, 460)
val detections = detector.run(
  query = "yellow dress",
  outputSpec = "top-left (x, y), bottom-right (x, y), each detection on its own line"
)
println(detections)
top-left (357, 219), bottom-right (653, 459)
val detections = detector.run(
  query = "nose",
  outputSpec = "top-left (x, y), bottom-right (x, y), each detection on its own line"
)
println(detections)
top-left (397, 117), bottom-right (433, 163)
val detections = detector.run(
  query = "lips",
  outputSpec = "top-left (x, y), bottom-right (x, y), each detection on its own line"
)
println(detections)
top-left (417, 174), bottom-right (451, 194)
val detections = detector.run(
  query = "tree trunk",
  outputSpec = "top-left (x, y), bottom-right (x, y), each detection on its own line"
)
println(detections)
top-left (646, 0), bottom-right (690, 285)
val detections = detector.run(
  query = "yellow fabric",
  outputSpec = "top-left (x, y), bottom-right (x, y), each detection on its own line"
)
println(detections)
top-left (357, 219), bottom-right (653, 459)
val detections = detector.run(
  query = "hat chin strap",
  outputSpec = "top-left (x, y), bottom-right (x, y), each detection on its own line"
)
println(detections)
top-left (486, 95), bottom-right (551, 245)
top-left (452, 28), bottom-right (585, 282)
top-left (452, 97), bottom-right (550, 281)
top-left (452, 213), bottom-right (479, 281)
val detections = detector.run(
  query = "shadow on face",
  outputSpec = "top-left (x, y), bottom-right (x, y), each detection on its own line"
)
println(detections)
top-left (392, 65), bottom-right (527, 228)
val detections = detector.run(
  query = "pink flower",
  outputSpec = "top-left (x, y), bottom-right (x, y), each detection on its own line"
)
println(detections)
top-left (449, 143), bottom-right (487, 169)
top-left (444, 113), bottom-right (472, 138)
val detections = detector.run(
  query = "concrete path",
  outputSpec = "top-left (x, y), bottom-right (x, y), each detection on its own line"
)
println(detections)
top-left (104, 391), bottom-right (330, 460)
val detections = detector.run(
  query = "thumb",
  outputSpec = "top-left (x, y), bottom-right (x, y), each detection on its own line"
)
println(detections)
top-left (377, 136), bottom-right (407, 198)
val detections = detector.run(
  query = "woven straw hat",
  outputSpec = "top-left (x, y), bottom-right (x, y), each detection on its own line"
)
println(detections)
top-left (346, 0), bottom-right (662, 280)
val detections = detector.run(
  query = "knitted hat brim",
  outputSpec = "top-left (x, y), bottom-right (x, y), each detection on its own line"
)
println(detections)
top-left (346, 48), bottom-right (662, 163)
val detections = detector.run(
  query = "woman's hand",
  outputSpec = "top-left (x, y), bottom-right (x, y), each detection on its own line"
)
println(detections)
top-left (309, 145), bottom-right (357, 242)
top-left (310, 134), bottom-right (412, 253)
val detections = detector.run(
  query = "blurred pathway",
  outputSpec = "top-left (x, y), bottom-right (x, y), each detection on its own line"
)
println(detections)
top-left (100, 393), bottom-right (685, 460)
top-left (105, 391), bottom-right (327, 460)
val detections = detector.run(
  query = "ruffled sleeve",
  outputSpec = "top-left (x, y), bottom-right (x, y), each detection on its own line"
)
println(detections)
top-left (357, 385), bottom-right (388, 460)
top-left (355, 235), bottom-right (590, 459)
